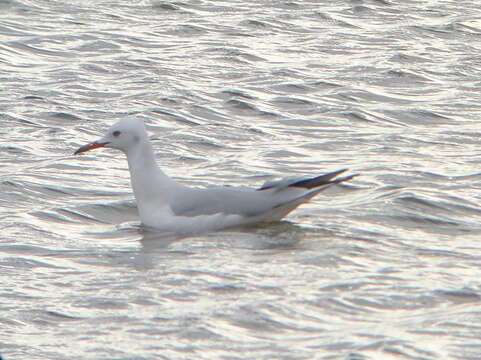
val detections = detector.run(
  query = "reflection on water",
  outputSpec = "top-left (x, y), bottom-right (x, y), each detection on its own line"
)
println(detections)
top-left (1, 0), bottom-right (481, 359)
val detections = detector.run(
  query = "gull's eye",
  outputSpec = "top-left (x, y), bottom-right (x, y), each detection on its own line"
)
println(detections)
top-left (113, 130), bottom-right (121, 137)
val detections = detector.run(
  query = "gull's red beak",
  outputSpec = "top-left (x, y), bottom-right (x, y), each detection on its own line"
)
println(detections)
top-left (74, 141), bottom-right (109, 155)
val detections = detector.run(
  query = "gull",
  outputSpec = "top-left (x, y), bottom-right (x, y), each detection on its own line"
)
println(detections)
top-left (74, 118), bottom-right (356, 233)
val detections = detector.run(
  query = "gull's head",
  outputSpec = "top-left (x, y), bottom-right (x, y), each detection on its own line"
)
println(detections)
top-left (74, 118), bottom-right (148, 155)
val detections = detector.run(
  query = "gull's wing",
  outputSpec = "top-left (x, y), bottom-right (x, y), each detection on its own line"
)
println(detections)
top-left (169, 169), bottom-right (355, 218)
top-left (170, 186), bottom-right (279, 217)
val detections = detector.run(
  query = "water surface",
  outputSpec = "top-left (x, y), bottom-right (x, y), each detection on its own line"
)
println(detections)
top-left (1, 0), bottom-right (481, 359)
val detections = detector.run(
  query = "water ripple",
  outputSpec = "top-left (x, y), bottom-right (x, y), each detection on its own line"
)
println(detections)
top-left (1, 1), bottom-right (481, 359)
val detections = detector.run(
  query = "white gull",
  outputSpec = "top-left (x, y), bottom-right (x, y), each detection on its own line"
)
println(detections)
top-left (74, 118), bottom-right (356, 233)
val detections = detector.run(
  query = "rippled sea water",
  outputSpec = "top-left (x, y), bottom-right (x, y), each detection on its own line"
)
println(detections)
top-left (2, 0), bottom-right (481, 359)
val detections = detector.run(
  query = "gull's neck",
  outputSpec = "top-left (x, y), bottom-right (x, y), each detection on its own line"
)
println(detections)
top-left (125, 138), bottom-right (175, 218)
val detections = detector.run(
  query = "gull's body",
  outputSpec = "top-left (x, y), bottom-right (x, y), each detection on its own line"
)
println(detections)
top-left (75, 118), bottom-right (355, 233)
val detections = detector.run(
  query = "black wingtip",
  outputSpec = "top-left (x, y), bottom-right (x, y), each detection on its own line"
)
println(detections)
top-left (289, 169), bottom-right (357, 189)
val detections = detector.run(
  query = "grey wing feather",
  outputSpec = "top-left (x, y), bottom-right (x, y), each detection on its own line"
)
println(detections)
top-left (170, 187), bottom-right (277, 217)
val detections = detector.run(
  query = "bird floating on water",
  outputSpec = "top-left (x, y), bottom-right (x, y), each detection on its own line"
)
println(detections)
top-left (74, 118), bottom-right (356, 233)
